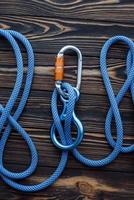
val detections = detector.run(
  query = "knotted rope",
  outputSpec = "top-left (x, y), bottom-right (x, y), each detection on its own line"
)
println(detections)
top-left (51, 36), bottom-right (134, 168)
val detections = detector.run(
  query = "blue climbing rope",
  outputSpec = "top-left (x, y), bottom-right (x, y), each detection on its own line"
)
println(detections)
top-left (0, 30), bottom-right (67, 192)
top-left (104, 37), bottom-right (134, 153)
top-left (1, 31), bottom-right (134, 192)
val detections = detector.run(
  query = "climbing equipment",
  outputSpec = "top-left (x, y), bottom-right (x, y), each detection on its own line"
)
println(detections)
top-left (0, 30), bottom-right (67, 192)
top-left (51, 45), bottom-right (84, 150)
top-left (1, 30), bottom-right (134, 192)
top-left (51, 36), bottom-right (134, 167)
top-left (55, 45), bottom-right (82, 98)
top-left (51, 42), bottom-right (123, 166)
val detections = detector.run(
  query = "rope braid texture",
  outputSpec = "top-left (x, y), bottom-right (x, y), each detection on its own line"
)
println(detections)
top-left (0, 30), bottom-right (133, 192)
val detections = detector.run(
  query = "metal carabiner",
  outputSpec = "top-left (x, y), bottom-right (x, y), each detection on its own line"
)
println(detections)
top-left (55, 45), bottom-right (82, 97)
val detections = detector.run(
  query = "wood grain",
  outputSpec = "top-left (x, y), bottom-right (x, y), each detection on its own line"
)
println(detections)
top-left (0, 15), bottom-right (133, 57)
top-left (0, 0), bottom-right (133, 22)
top-left (1, 168), bottom-right (134, 200)
top-left (0, 0), bottom-right (134, 199)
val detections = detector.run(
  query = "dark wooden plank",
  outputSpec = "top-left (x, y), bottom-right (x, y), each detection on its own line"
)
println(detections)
top-left (0, 16), bottom-right (133, 57)
top-left (0, 0), bottom-right (133, 23)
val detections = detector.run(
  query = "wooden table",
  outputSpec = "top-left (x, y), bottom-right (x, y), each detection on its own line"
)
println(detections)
top-left (0, 1), bottom-right (134, 199)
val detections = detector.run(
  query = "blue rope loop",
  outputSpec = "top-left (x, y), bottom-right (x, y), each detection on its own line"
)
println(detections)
top-left (0, 30), bottom-right (67, 192)
top-left (0, 29), bottom-right (38, 180)
top-left (51, 82), bottom-right (84, 150)
top-left (103, 36), bottom-right (134, 153)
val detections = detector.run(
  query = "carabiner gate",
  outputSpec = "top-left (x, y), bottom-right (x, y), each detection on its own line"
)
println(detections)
top-left (55, 45), bottom-right (82, 97)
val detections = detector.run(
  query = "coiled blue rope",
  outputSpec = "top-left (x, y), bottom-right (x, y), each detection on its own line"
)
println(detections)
top-left (0, 30), bottom-right (67, 192)
top-left (51, 36), bottom-right (134, 168)
top-left (0, 30), bottom-right (38, 181)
